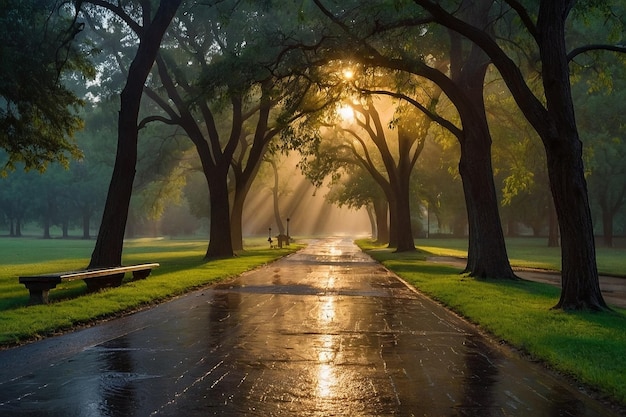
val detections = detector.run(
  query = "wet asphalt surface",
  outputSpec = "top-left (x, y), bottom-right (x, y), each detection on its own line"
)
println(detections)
top-left (0, 237), bottom-right (621, 416)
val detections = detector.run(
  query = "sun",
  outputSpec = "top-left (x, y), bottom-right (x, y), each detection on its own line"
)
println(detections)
top-left (337, 104), bottom-right (354, 122)
top-left (342, 68), bottom-right (354, 80)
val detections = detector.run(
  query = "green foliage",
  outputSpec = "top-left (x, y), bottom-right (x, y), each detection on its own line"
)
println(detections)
top-left (325, 165), bottom-right (382, 210)
top-left (574, 54), bottom-right (626, 239)
top-left (0, 0), bottom-right (92, 172)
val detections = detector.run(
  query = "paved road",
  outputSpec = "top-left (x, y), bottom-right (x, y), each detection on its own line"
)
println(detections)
top-left (0, 238), bottom-right (620, 416)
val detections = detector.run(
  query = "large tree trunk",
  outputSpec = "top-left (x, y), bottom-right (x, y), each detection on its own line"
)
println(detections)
top-left (393, 126), bottom-right (418, 252)
top-left (538, 1), bottom-right (606, 310)
top-left (393, 168), bottom-right (416, 252)
top-left (458, 134), bottom-right (515, 278)
top-left (89, 0), bottom-right (181, 268)
top-left (449, 2), bottom-right (516, 279)
top-left (205, 170), bottom-right (234, 258)
top-left (394, 188), bottom-right (415, 252)
top-left (230, 195), bottom-right (245, 252)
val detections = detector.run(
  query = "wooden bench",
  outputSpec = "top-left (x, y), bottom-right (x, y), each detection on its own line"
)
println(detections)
top-left (19, 263), bottom-right (160, 305)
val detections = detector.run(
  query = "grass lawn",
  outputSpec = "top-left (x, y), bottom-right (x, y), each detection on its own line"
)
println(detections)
top-left (357, 238), bottom-right (626, 406)
top-left (414, 236), bottom-right (626, 276)
top-left (0, 236), bottom-right (301, 346)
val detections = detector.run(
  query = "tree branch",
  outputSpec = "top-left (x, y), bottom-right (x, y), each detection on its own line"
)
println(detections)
top-left (359, 88), bottom-right (462, 138)
top-left (568, 44), bottom-right (626, 62)
top-left (503, 0), bottom-right (538, 42)
top-left (137, 115), bottom-right (177, 130)
top-left (83, 0), bottom-right (144, 36)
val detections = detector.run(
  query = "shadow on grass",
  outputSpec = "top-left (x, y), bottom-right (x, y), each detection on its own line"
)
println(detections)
top-left (3, 247), bottom-right (299, 312)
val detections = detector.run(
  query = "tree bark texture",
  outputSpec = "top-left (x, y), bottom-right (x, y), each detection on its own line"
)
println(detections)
top-left (393, 179), bottom-right (415, 252)
top-left (448, 1), bottom-right (516, 279)
top-left (537, 0), bottom-right (606, 310)
top-left (393, 126), bottom-right (418, 252)
top-left (230, 195), bottom-right (245, 252)
top-left (205, 169), bottom-right (234, 258)
top-left (89, 0), bottom-right (181, 268)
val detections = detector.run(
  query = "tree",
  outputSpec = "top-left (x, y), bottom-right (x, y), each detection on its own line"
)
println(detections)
top-left (88, 0), bottom-right (182, 268)
top-left (0, 0), bottom-right (90, 172)
top-left (341, 95), bottom-right (430, 252)
top-left (324, 165), bottom-right (389, 243)
top-left (0, 96), bottom-right (187, 239)
top-left (312, 0), bottom-right (517, 277)
top-left (410, 0), bottom-right (626, 310)
top-left (0, 167), bottom-right (34, 235)
top-left (131, 0), bottom-right (324, 256)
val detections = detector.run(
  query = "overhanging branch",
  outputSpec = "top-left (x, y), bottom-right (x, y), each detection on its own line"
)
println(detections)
top-left (568, 44), bottom-right (626, 62)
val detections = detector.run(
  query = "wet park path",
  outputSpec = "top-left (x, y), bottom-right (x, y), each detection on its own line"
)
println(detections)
top-left (0, 237), bottom-right (620, 416)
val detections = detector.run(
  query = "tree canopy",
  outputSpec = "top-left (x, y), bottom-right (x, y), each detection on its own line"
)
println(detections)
top-left (0, 0), bottom-right (92, 172)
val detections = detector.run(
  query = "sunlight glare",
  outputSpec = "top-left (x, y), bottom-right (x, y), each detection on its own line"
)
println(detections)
top-left (319, 296), bottom-right (336, 323)
top-left (329, 246), bottom-right (342, 256)
top-left (317, 334), bottom-right (337, 398)
top-left (337, 105), bottom-right (354, 122)
top-left (317, 364), bottom-right (334, 398)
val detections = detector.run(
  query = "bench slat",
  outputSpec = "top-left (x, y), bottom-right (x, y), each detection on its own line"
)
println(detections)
top-left (18, 263), bottom-right (160, 305)
top-left (59, 263), bottom-right (160, 280)
top-left (20, 263), bottom-right (160, 281)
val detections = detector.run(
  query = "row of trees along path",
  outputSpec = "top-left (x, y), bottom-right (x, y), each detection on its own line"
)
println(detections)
top-left (18, 1), bottom-right (623, 312)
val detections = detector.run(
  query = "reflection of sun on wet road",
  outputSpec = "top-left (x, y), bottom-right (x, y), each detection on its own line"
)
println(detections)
top-left (0, 237), bottom-right (620, 416)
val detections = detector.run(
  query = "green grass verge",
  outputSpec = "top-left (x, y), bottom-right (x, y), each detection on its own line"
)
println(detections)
top-left (414, 236), bottom-right (626, 276)
top-left (357, 239), bottom-right (626, 405)
top-left (0, 237), bottom-right (302, 346)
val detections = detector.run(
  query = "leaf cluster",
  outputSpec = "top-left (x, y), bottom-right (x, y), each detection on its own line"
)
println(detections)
top-left (0, 0), bottom-right (92, 173)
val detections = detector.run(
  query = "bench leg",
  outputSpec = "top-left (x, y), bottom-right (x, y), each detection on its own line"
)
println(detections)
top-left (132, 269), bottom-right (152, 280)
top-left (22, 282), bottom-right (58, 305)
top-left (28, 289), bottom-right (50, 305)
top-left (84, 273), bottom-right (125, 292)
